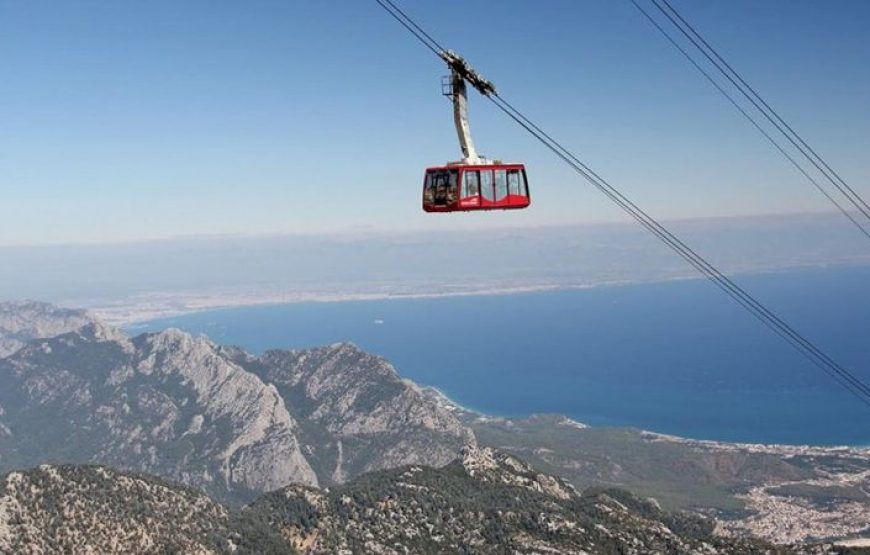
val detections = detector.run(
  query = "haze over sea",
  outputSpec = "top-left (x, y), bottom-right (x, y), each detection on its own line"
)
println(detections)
top-left (133, 264), bottom-right (870, 446)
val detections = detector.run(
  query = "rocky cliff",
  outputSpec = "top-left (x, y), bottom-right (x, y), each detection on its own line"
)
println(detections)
top-left (0, 301), bottom-right (95, 358)
top-left (0, 303), bottom-right (473, 504)
top-left (247, 344), bottom-right (473, 484)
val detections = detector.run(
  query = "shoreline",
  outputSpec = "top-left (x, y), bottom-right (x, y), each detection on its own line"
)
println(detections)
top-left (79, 263), bottom-right (870, 450)
top-left (407, 387), bottom-right (870, 452)
top-left (93, 260), bottom-right (869, 326)
top-left (385, 380), bottom-right (870, 453)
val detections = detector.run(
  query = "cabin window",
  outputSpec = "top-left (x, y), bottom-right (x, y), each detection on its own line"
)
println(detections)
top-left (481, 169), bottom-right (494, 201)
top-left (462, 170), bottom-right (479, 198)
top-left (492, 170), bottom-right (505, 202)
top-left (426, 170), bottom-right (457, 205)
top-left (424, 173), bottom-right (434, 203)
top-left (496, 170), bottom-right (510, 201)
top-left (506, 169), bottom-right (520, 196)
top-left (444, 171), bottom-right (458, 204)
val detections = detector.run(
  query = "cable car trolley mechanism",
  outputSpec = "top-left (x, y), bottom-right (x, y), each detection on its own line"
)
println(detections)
top-left (423, 50), bottom-right (530, 213)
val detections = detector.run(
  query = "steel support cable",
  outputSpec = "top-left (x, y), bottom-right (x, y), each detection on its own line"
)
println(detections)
top-left (629, 0), bottom-right (870, 242)
top-left (371, 0), bottom-right (870, 407)
top-left (647, 0), bottom-right (870, 225)
top-left (655, 0), bottom-right (870, 220)
top-left (374, 0), bottom-right (444, 55)
top-left (490, 93), bottom-right (870, 406)
top-left (488, 93), bottom-right (870, 406)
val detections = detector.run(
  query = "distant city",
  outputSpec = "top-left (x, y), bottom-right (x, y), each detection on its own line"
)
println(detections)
top-left (1, 212), bottom-right (867, 324)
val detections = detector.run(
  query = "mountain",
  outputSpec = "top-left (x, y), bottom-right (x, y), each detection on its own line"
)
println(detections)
top-left (4, 456), bottom-right (823, 555)
top-left (239, 344), bottom-right (473, 483)
top-left (246, 446), bottom-right (789, 554)
top-left (0, 301), bottom-right (867, 546)
top-left (0, 323), bottom-right (317, 502)
top-left (448, 409), bottom-right (870, 544)
top-left (0, 304), bottom-right (472, 504)
top-left (0, 464), bottom-right (289, 554)
top-left (0, 301), bottom-right (94, 358)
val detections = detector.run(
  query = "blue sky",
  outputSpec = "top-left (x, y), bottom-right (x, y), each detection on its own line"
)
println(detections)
top-left (1, 0), bottom-right (869, 245)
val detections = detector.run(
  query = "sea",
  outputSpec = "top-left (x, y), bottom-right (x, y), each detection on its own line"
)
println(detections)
top-left (132, 264), bottom-right (870, 446)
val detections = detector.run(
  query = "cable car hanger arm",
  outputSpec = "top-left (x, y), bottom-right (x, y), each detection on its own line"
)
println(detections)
top-left (439, 50), bottom-right (496, 96)
top-left (439, 50), bottom-right (496, 165)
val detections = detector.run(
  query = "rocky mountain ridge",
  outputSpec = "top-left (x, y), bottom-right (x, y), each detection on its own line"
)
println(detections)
top-left (0, 301), bottom-right (94, 358)
top-left (1, 300), bottom-right (868, 547)
top-left (0, 301), bottom-right (471, 505)
top-left (5, 452), bottom-right (832, 555)
top-left (249, 445), bottom-right (778, 554)
top-left (248, 345), bottom-right (473, 483)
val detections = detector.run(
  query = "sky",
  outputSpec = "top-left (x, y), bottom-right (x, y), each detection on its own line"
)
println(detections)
top-left (1, 0), bottom-right (869, 245)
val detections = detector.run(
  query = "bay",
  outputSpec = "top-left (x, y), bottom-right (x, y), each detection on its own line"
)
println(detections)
top-left (132, 264), bottom-right (870, 446)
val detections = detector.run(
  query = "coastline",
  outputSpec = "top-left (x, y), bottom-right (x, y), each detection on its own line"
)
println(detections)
top-left (84, 262), bottom-right (870, 449)
top-left (93, 260), bottom-right (868, 326)
top-left (417, 386), bottom-right (870, 453)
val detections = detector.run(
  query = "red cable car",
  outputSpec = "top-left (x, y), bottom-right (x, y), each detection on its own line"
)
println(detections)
top-left (423, 164), bottom-right (530, 212)
top-left (423, 51), bottom-right (531, 213)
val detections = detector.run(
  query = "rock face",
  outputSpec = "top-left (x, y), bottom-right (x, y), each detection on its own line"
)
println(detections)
top-left (2, 458), bottom-right (810, 555)
top-left (0, 464), bottom-right (289, 554)
top-left (0, 300), bottom-right (95, 358)
top-left (0, 303), bottom-right (474, 503)
top-left (246, 446), bottom-right (779, 554)
top-left (247, 344), bottom-right (474, 485)
top-left (0, 323), bottom-right (317, 502)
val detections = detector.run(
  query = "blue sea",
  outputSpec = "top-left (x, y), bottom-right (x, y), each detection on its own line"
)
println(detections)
top-left (133, 265), bottom-right (870, 446)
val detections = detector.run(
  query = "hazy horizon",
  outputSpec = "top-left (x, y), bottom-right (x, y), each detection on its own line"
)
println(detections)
top-left (0, 207), bottom-right (852, 248)
top-left (2, 211), bottom-right (868, 323)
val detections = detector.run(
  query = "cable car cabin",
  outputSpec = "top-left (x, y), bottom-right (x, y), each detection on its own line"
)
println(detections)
top-left (423, 164), bottom-right (530, 212)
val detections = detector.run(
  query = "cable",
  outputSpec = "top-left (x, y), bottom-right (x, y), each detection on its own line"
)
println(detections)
top-left (372, 0), bottom-right (870, 407)
top-left (655, 0), bottom-right (870, 220)
top-left (488, 93), bottom-right (870, 406)
top-left (629, 0), bottom-right (870, 242)
top-left (373, 0), bottom-right (443, 56)
top-left (642, 0), bottom-right (870, 228)
top-left (651, 0), bottom-right (870, 224)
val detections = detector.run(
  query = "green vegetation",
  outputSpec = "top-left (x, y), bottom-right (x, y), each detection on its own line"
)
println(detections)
top-left (469, 415), bottom-right (813, 511)
top-left (245, 452), bottom-right (778, 554)
top-left (0, 465), bottom-right (293, 554)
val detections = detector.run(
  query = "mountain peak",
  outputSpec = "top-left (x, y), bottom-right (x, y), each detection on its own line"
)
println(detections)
top-left (327, 340), bottom-right (360, 351)
top-left (0, 300), bottom-right (96, 358)
top-left (75, 321), bottom-right (135, 350)
top-left (144, 326), bottom-right (210, 350)
top-left (460, 445), bottom-right (577, 500)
